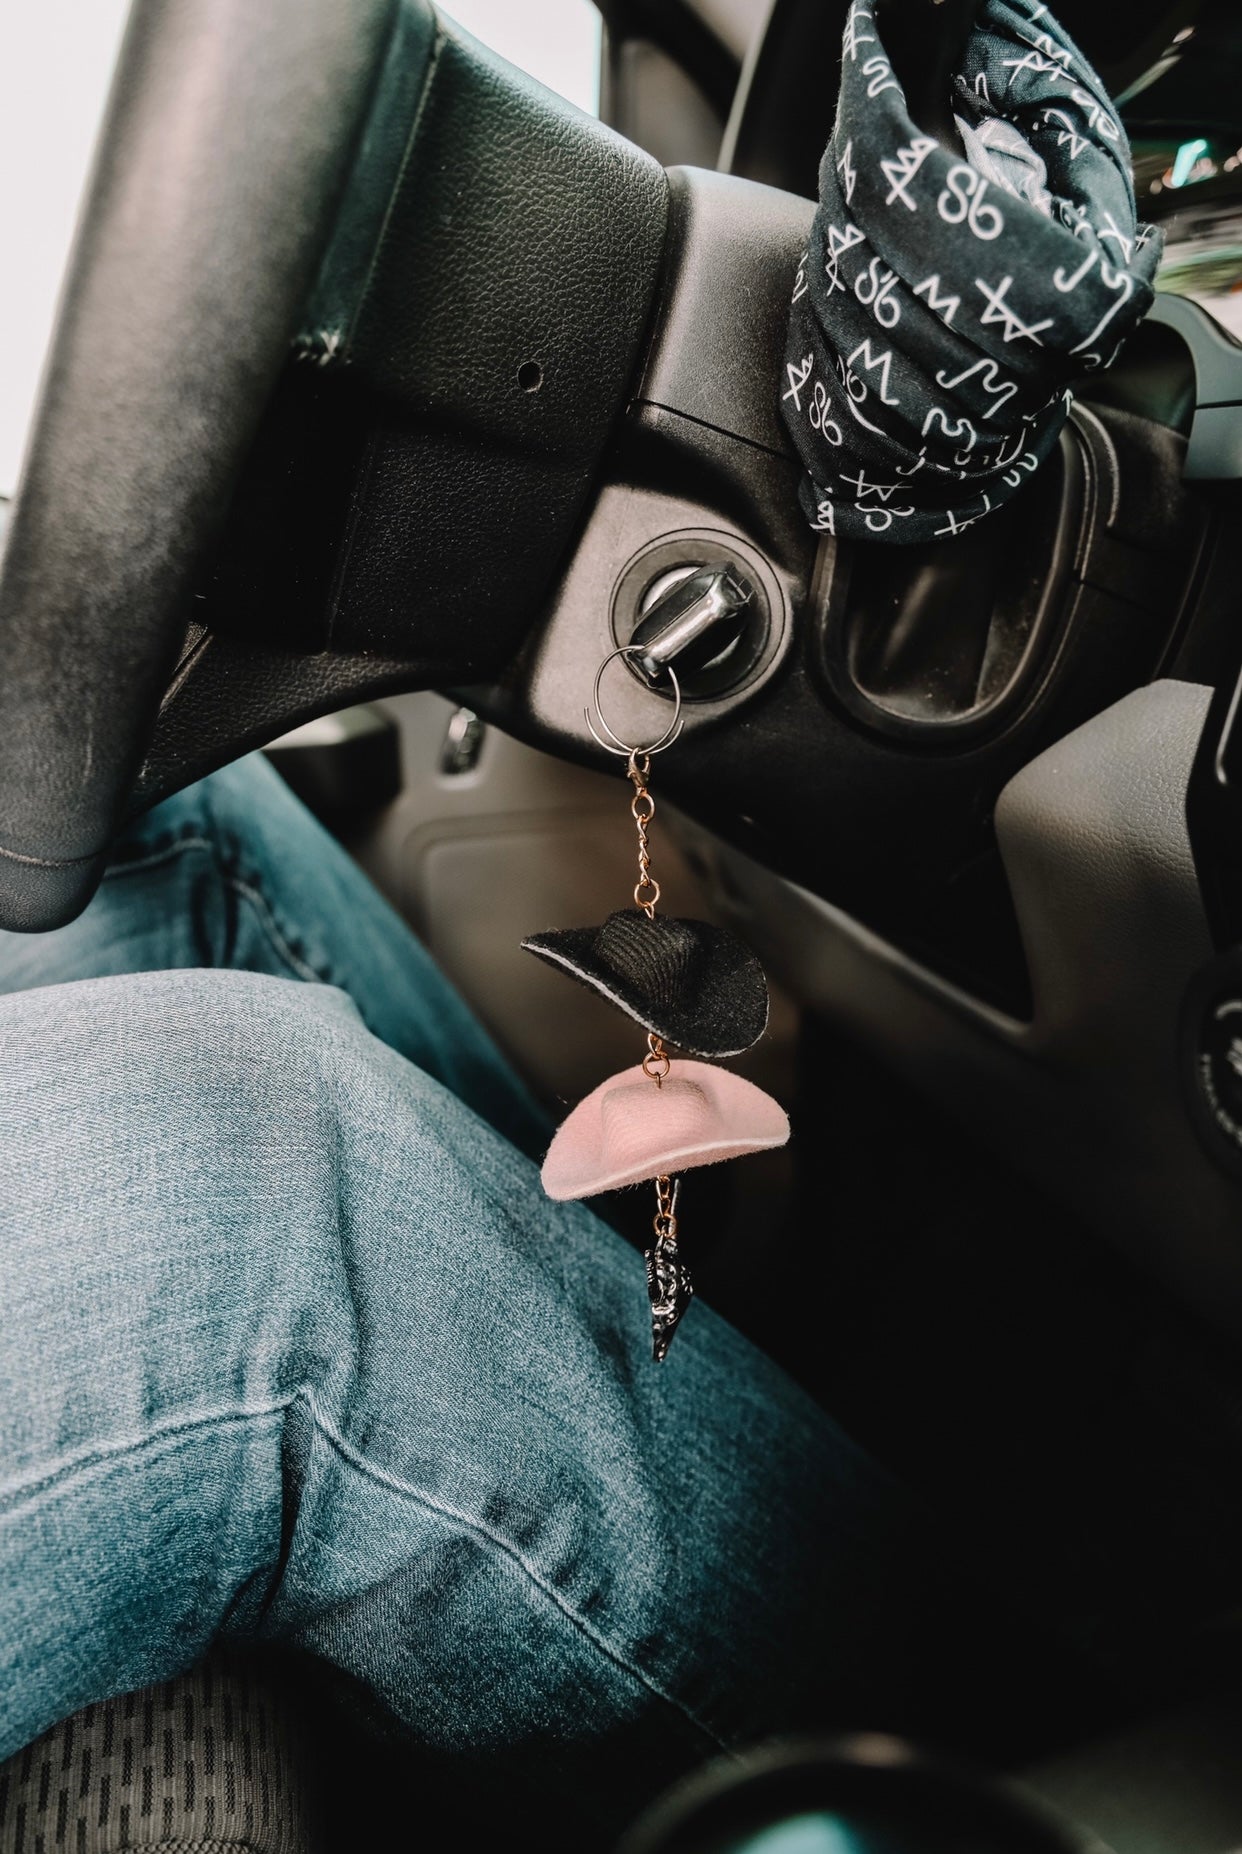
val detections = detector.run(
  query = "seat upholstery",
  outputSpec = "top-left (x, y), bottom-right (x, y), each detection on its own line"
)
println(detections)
top-left (0, 1656), bottom-right (320, 1854)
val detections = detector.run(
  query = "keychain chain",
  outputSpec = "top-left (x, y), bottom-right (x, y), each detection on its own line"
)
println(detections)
top-left (628, 751), bottom-right (660, 917)
top-left (629, 754), bottom-right (672, 1093)
top-left (552, 641), bottom-right (779, 1359)
top-left (652, 1174), bottom-right (677, 1242)
top-left (630, 752), bottom-right (682, 1285)
top-left (567, 698), bottom-right (692, 1359)
top-left (641, 1031), bottom-right (669, 1087)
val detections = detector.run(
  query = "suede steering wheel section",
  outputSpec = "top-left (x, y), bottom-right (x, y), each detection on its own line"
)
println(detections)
top-left (781, 0), bottom-right (1161, 544)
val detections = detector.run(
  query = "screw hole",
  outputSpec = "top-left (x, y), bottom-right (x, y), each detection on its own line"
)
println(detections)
top-left (517, 360), bottom-right (543, 393)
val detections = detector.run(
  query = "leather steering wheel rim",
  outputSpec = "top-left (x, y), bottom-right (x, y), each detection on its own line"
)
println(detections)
top-left (0, 0), bottom-right (398, 929)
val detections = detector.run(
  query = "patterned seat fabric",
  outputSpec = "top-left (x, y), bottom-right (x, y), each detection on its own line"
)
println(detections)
top-left (0, 1656), bottom-right (320, 1854)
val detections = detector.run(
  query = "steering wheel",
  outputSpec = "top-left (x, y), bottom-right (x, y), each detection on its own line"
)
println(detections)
top-left (0, 0), bottom-right (395, 925)
top-left (0, 0), bottom-right (668, 930)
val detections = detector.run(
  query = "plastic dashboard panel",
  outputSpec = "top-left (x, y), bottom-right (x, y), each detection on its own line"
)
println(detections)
top-left (668, 680), bottom-right (1242, 1343)
top-left (487, 167), bottom-right (1205, 1015)
top-left (128, 7), bottom-right (671, 823)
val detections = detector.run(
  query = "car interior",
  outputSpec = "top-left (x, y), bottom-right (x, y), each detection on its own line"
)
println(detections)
top-left (4, 0), bottom-right (1242, 1846)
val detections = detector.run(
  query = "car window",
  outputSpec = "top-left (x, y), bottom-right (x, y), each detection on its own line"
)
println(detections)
top-left (442, 1), bottom-right (601, 116)
top-left (0, 2), bottom-right (601, 507)
top-left (1121, 1), bottom-right (1242, 337)
top-left (1120, 1), bottom-right (1242, 208)
top-left (0, 1), bottom-right (128, 501)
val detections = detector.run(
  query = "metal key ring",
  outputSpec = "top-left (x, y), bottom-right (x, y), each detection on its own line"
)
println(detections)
top-left (584, 646), bottom-right (684, 759)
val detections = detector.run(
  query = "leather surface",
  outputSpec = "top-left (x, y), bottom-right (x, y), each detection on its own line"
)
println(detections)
top-left (0, 0), bottom-right (408, 928)
top-left (636, 167), bottom-right (813, 456)
top-left (319, 13), bottom-right (669, 661)
top-left (127, 632), bottom-right (441, 819)
top-left (127, 6), bottom-right (671, 853)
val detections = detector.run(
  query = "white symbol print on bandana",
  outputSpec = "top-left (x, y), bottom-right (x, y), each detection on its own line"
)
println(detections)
top-left (938, 165), bottom-right (1004, 241)
top-left (779, 0), bottom-right (1163, 545)
top-left (974, 275), bottom-right (1054, 345)
top-left (783, 354), bottom-right (813, 412)
top-left (855, 256), bottom-right (902, 328)
top-left (882, 135), bottom-right (937, 210)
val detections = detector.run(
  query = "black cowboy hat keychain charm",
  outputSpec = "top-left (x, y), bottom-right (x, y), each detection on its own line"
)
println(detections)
top-left (523, 646), bottom-right (789, 1361)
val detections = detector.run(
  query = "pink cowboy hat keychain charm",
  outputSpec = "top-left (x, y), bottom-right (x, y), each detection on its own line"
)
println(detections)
top-left (522, 647), bottom-right (789, 1362)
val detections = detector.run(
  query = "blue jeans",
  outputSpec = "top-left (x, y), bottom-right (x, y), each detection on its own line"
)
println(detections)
top-left (0, 757), bottom-right (942, 1843)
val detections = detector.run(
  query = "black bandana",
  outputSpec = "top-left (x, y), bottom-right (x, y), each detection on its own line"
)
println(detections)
top-left (781, 0), bottom-right (1162, 544)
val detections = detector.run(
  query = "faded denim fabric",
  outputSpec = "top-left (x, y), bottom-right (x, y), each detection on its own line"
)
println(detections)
top-left (0, 757), bottom-right (939, 1843)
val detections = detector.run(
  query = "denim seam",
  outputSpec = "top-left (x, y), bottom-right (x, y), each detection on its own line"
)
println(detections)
top-left (0, 1393), bottom-right (723, 1751)
top-left (102, 835), bottom-right (327, 988)
top-left (0, 1397), bottom-right (292, 1510)
top-left (101, 837), bottom-right (218, 880)
top-left (298, 1388), bottom-right (727, 1754)
top-left (224, 873), bottom-right (324, 986)
top-left (198, 775), bottom-right (328, 985)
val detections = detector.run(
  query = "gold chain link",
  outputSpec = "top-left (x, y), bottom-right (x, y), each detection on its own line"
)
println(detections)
top-left (652, 1173), bottom-right (678, 1242)
top-left (641, 1031), bottom-right (670, 1087)
top-left (627, 751), bottom-right (660, 917)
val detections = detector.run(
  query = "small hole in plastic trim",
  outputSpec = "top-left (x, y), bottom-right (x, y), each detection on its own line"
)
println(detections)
top-left (517, 360), bottom-right (543, 393)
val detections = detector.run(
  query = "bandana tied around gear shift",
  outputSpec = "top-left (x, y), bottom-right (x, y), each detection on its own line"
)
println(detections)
top-left (781, 0), bottom-right (1162, 544)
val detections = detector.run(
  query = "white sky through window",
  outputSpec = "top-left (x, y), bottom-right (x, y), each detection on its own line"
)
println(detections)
top-left (441, 1), bottom-right (601, 116)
